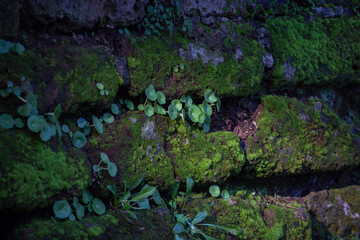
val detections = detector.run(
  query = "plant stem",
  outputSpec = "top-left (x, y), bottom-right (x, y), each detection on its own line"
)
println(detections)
top-left (17, 95), bottom-right (26, 103)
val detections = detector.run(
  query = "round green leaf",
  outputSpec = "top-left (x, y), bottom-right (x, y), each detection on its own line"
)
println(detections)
top-left (26, 93), bottom-right (37, 109)
top-left (209, 185), bottom-right (220, 197)
top-left (92, 198), bottom-right (106, 215)
top-left (156, 91), bottom-right (166, 105)
top-left (202, 123), bottom-right (210, 132)
top-left (137, 104), bottom-right (145, 111)
top-left (198, 112), bottom-right (206, 124)
top-left (100, 90), bottom-right (105, 95)
top-left (111, 104), bottom-right (120, 115)
top-left (93, 165), bottom-right (100, 172)
top-left (204, 89), bottom-right (217, 104)
top-left (27, 115), bottom-right (43, 132)
top-left (96, 83), bottom-right (104, 90)
top-left (53, 200), bottom-right (71, 219)
top-left (104, 89), bottom-right (109, 96)
top-left (203, 101), bottom-right (213, 116)
top-left (14, 118), bottom-right (24, 128)
top-left (145, 84), bottom-right (157, 101)
top-left (82, 190), bottom-right (93, 204)
top-left (83, 126), bottom-right (91, 135)
top-left (188, 105), bottom-right (202, 123)
top-left (7, 81), bottom-right (13, 88)
top-left (173, 66), bottom-right (179, 73)
top-left (49, 124), bottom-right (57, 136)
top-left (125, 99), bottom-right (135, 110)
top-left (0, 39), bottom-right (13, 54)
top-left (68, 213), bottom-right (75, 221)
top-left (0, 113), bottom-right (14, 129)
top-left (171, 99), bottom-right (182, 111)
top-left (185, 96), bottom-right (193, 108)
top-left (73, 197), bottom-right (79, 209)
top-left (103, 113), bottom-right (114, 124)
top-left (107, 162), bottom-right (117, 177)
top-left (100, 152), bottom-right (110, 164)
top-left (13, 86), bottom-right (21, 96)
top-left (76, 204), bottom-right (85, 220)
top-left (40, 122), bottom-right (52, 141)
top-left (180, 63), bottom-right (185, 70)
top-left (14, 43), bottom-right (25, 55)
top-left (154, 104), bottom-right (166, 115)
top-left (168, 104), bottom-right (178, 120)
top-left (221, 190), bottom-right (230, 200)
top-left (0, 89), bottom-right (9, 97)
top-left (92, 115), bottom-right (103, 134)
top-left (61, 124), bottom-right (69, 133)
top-left (72, 131), bottom-right (87, 148)
top-left (77, 118), bottom-right (87, 128)
top-left (144, 104), bottom-right (154, 117)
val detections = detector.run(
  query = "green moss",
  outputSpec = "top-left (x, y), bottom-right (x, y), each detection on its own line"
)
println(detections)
top-left (266, 16), bottom-right (360, 88)
top-left (246, 95), bottom-right (360, 178)
top-left (89, 112), bottom-right (244, 192)
top-left (127, 33), bottom-right (263, 98)
top-left (0, 130), bottom-right (90, 210)
top-left (169, 125), bottom-right (245, 186)
top-left (53, 46), bottom-right (123, 112)
top-left (16, 209), bottom-right (173, 240)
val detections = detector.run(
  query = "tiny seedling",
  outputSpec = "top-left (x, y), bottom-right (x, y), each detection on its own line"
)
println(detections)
top-left (93, 152), bottom-right (118, 178)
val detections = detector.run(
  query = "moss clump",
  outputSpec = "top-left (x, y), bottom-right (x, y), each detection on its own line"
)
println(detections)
top-left (88, 111), bottom-right (244, 192)
top-left (127, 33), bottom-right (263, 98)
top-left (266, 16), bottom-right (360, 88)
top-left (53, 46), bottom-right (123, 113)
top-left (184, 192), bottom-right (311, 239)
top-left (246, 95), bottom-right (360, 178)
top-left (15, 208), bottom-right (173, 240)
top-left (0, 130), bottom-right (90, 210)
top-left (169, 126), bottom-right (245, 185)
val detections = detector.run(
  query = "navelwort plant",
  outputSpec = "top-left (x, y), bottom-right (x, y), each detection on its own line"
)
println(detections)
top-left (53, 190), bottom-right (106, 221)
top-left (92, 152), bottom-right (118, 178)
top-left (137, 84), bottom-right (220, 132)
top-left (0, 80), bottom-right (63, 142)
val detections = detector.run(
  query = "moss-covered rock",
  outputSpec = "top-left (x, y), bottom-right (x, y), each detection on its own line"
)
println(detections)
top-left (0, 44), bottom-right (123, 114)
top-left (246, 95), bottom-right (360, 178)
top-left (87, 111), bottom-right (244, 192)
top-left (0, 129), bottom-right (90, 211)
top-left (305, 185), bottom-right (360, 239)
top-left (266, 16), bottom-right (360, 88)
top-left (127, 33), bottom-right (264, 98)
top-left (15, 208), bottom-right (173, 240)
top-left (184, 192), bottom-right (311, 240)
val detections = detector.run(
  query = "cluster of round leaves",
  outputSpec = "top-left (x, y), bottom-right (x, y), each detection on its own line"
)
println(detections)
top-left (141, 0), bottom-right (183, 36)
top-left (209, 185), bottom-right (230, 200)
top-left (53, 190), bottom-right (106, 221)
top-left (0, 81), bottom-right (63, 142)
top-left (0, 39), bottom-right (25, 55)
top-left (92, 152), bottom-right (118, 178)
top-left (137, 85), bottom-right (220, 132)
top-left (96, 83), bottom-right (109, 96)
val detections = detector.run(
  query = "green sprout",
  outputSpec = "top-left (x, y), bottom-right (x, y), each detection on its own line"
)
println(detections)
top-left (96, 82), bottom-right (109, 96)
top-left (92, 152), bottom-right (118, 178)
top-left (209, 185), bottom-right (220, 197)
